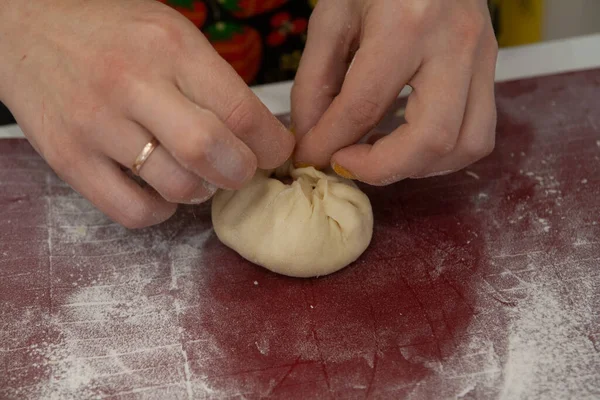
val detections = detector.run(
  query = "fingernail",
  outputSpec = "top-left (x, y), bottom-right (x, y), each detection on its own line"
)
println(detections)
top-left (294, 162), bottom-right (316, 169)
top-left (332, 162), bottom-right (356, 180)
top-left (289, 120), bottom-right (296, 135)
top-left (190, 181), bottom-right (218, 204)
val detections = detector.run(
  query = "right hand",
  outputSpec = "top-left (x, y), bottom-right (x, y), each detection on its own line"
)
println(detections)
top-left (0, 0), bottom-right (294, 228)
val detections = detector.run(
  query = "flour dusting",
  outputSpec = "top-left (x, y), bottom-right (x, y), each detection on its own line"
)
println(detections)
top-left (0, 185), bottom-right (236, 399)
top-left (499, 277), bottom-right (599, 400)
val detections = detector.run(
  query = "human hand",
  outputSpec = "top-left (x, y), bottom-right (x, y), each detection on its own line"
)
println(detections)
top-left (0, 0), bottom-right (294, 227)
top-left (292, 0), bottom-right (497, 185)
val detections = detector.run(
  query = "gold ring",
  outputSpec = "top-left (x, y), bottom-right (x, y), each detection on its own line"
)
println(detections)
top-left (132, 138), bottom-right (159, 176)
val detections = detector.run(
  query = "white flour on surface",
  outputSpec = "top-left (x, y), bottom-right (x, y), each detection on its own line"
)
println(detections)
top-left (402, 160), bottom-right (600, 399)
top-left (2, 229), bottom-right (225, 400)
top-left (26, 189), bottom-right (598, 399)
top-left (499, 277), bottom-right (599, 400)
top-left (0, 181), bottom-right (234, 400)
top-left (483, 168), bottom-right (598, 400)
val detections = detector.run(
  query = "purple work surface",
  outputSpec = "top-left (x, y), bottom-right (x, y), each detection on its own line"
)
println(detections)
top-left (1, 69), bottom-right (600, 400)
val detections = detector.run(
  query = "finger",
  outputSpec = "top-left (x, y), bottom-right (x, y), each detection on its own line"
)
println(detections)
top-left (97, 120), bottom-right (218, 204)
top-left (294, 37), bottom-right (420, 169)
top-left (65, 154), bottom-right (177, 229)
top-left (290, 1), bottom-right (357, 140)
top-left (127, 82), bottom-right (257, 190)
top-left (175, 42), bottom-right (294, 169)
top-left (413, 34), bottom-right (499, 178)
top-left (330, 53), bottom-right (474, 185)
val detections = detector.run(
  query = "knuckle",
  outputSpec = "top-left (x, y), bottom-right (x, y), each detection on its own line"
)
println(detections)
top-left (484, 31), bottom-right (500, 60)
top-left (139, 14), bottom-right (186, 51)
top-left (487, 30), bottom-right (499, 53)
top-left (464, 109), bottom-right (497, 160)
top-left (89, 52), bottom-right (139, 104)
top-left (482, 136), bottom-right (496, 157)
top-left (465, 136), bottom-right (495, 160)
top-left (162, 176), bottom-right (200, 202)
top-left (223, 95), bottom-right (257, 135)
top-left (343, 96), bottom-right (383, 129)
top-left (429, 141), bottom-right (456, 157)
top-left (459, 11), bottom-right (486, 37)
top-left (453, 12), bottom-right (487, 53)
top-left (176, 132), bottom-right (213, 167)
top-left (119, 76), bottom-right (145, 108)
top-left (399, 2), bottom-right (429, 27)
top-left (426, 128), bottom-right (458, 156)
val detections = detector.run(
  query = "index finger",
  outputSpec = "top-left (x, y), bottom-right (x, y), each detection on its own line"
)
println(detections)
top-left (293, 37), bottom-right (420, 169)
top-left (176, 40), bottom-right (295, 169)
top-left (331, 56), bottom-right (474, 185)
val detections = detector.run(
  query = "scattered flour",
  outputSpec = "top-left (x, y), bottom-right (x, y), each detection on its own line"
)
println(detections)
top-left (1, 192), bottom-right (234, 399)
top-left (498, 283), bottom-right (599, 399)
top-left (414, 165), bottom-right (600, 399)
top-left (3, 249), bottom-right (224, 399)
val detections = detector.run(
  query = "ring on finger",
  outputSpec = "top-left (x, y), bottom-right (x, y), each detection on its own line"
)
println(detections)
top-left (132, 137), bottom-right (159, 176)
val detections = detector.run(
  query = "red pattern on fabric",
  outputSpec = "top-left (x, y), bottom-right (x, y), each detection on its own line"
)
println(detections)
top-left (267, 12), bottom-right (308, 47)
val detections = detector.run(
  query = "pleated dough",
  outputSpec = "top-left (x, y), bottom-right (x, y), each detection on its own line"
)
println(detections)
top-left (211, 163), bottom-right (373, 278)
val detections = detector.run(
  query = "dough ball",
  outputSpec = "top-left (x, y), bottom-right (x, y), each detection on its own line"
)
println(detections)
top-left (211, 164), bottom-right (373, 278)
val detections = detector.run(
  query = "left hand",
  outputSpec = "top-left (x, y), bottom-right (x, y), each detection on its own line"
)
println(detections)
top-left (291, 0), bottom-right (498, 185)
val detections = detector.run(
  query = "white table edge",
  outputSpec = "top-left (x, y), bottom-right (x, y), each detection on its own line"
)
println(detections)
top-left (1, 33), bottom-right (599, 139)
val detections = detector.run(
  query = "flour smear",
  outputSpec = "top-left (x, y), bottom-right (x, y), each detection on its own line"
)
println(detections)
top-left (1, 209), bottom-right (238, 399)
top-left (402, 163), bottom-right (600, 399)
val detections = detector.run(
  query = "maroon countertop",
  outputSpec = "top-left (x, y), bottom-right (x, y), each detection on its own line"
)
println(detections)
top-left (1, 69), bottom-right (599, 399)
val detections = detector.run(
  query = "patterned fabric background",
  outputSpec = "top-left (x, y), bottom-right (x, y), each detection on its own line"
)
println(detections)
top-left (159, 0), bottom-right (313, 85)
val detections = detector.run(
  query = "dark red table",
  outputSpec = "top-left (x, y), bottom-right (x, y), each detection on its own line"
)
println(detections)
top-left (1, 69), bottom-right (599, 399)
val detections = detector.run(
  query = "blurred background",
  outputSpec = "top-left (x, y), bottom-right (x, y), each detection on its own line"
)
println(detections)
top-left (1, 0), bottom-right (599, 126)
top-left (489, 0), bottom-right (600, 47)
